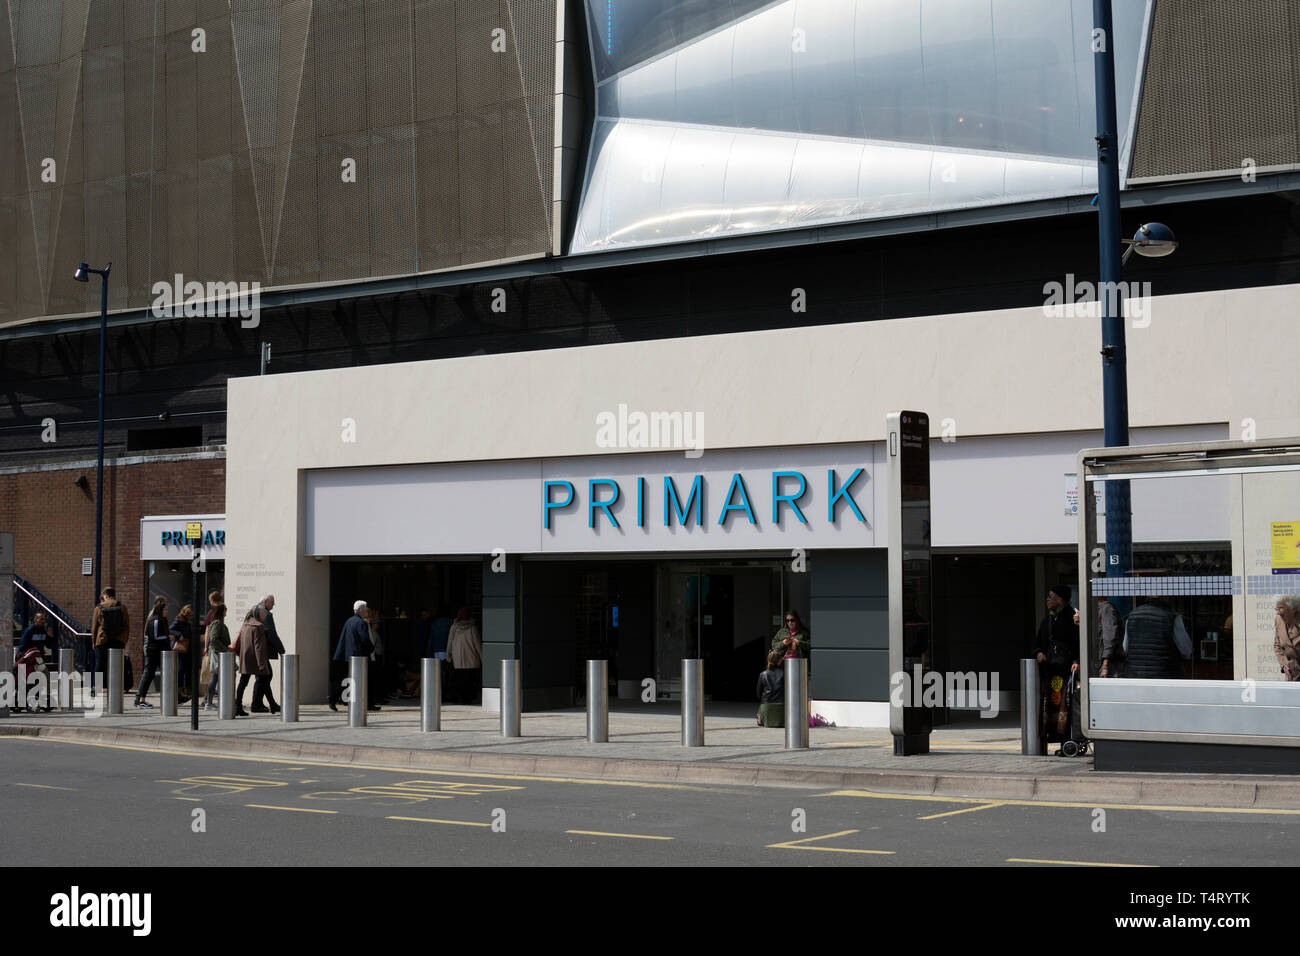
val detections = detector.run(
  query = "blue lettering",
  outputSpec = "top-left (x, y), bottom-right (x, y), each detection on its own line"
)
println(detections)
top-left (588, 479), bottom-right (621, 529)
top-left (828, 468), bottom-right (866, 523)
top-left (664, 475), bottom-right (703, 527)
top-left (543, 480), bottom-right (575, 529)
top-left (718, 473), bottom-right (756, 526)
top-left (636, 477), bottom-right (646, 528)
top-left (772, 471), bottom-right (808, 524)
top-left (215, 530), bottom-right (225, 546)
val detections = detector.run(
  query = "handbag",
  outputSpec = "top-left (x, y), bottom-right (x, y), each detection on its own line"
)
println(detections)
top-left (199, 652), bottom-right (212, 692)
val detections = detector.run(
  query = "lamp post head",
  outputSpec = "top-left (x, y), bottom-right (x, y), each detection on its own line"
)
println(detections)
top-left (1129, 222), bottom-right (1178, 258)
top-left (74, 262), bottom-right (90, 282)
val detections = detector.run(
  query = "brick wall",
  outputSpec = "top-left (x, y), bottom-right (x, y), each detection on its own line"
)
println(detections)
top-left (0, 452), bottom-right (225, 672)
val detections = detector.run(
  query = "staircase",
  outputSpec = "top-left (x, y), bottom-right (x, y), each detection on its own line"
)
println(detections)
top-left (12, 574), bottom-right (93, 671)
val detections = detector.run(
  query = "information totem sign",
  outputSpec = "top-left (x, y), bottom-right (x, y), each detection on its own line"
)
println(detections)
top-left (887, 412), bottom-right (934, 755)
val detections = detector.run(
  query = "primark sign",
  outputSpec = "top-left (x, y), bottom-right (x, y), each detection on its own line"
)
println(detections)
top-left (305, 445), bottom-right (879, 556)
top-left (140, 514), bottom-right (226, 561)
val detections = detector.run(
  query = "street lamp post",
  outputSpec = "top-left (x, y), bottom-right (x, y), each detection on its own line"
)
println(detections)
top-left (1092, 2), bottom-right (1177, 612)
top-left (73, 262), bottom-right (111, 641)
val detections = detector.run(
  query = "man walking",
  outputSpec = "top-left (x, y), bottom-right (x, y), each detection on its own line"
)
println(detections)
top-left (331, 600), bottom-right (378, 712)
top-left (255, 595), bottom-right (286, 710)
top-left (90, 587), bottom-right (130, 696)
top-left (1123, 596), bottom-right (1191, 679)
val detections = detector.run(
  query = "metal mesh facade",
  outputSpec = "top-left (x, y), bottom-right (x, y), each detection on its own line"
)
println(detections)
top-left (1130, 0), bottom-right (1300, 182)
top-left (0, 0), bottom-right (557, 328)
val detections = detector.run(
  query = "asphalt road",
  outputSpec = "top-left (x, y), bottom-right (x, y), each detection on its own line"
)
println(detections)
top-left (0, 735), bottom-right (1294, 868)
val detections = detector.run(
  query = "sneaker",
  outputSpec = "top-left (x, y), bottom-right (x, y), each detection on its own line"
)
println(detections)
top-left (250, 705), bottom-right (270, 713)
top-left (135, 700), bottom-right (153, 709)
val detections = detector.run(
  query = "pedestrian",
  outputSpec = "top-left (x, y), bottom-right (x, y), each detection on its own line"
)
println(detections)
top-left (230, 605), bottom-right (276, 717)
top-left (445, 607), bottom-right (482, 704)
top-left (368, 607), bottom-right (390, 701)
top-left (169, 604), bottom-right (195, 701)
top-left (756, 649), bottom-right (785, 727)
top-left (134, 597), bottom-right (168, 709)
top-left (1122, 595), bottom-right (1191, 679)
top-left (430, 606), bottom-right (453, 659)
top-left (1035, 583), bottom-right (1080, 751)
top-left (91, 587), bottom-right (130, 697)
top-left (203, 604), bottom-right (231, 710)
top-left (772, 609), bottom-right (810, 659)
top-left (202, 590), bottom-right (224, 631)
top-left (1272, 595), bottom-right (1300, 681)
top-left (18, 611), bottom-right (54, 659)
top-left (1076, 598), bottom-right (1125, 677)
top-left (331, 600), bottom-right (378, 712)
top-left (256, 595), bottom-right (286, 710)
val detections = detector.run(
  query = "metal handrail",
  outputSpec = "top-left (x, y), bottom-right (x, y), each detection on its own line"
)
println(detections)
top-left (13, 579), bottom-right (92, 638)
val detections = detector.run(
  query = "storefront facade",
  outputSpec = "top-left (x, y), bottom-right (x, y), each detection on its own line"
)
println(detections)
top-left (224, 284), bottom-right (1297, 725)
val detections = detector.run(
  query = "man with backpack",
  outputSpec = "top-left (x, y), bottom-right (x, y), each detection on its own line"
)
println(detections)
top-left (91, 587), bottom-right (130, 695)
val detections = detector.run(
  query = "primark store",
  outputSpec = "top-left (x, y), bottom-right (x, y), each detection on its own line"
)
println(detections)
top-left (4, 1), bottom-right (1300, 724)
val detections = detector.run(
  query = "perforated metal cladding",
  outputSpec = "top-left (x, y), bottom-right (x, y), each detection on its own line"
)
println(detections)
top-left (0, 0), bottom-right (556, 327)
top-left (1130, 0), bottom-right (1300, 180)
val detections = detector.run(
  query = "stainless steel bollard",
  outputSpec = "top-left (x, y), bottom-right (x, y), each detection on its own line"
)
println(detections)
top-left (281, 654), bottom-right (299, 723)
top-left (681, 658), bottom-right (704, 747)
top-left (218, 652), bottom-right (235, 720)
top-left (161, 650), bottom-right (177, 716)
top-left (1021, 658), bottom-right (1041, 755)
top-left (107, 648), bottom-right (123, 715)
top-left (501, 659), bottom-right (521, 737)
top-left (58, 649), bottom-right (74, 709)
top-left (0, 646), bottom-right (11, 717)
top-left (587, 660), bottom-right (608, 743)
top-left (420, 658), bottom-right (441, 732)
top-left (784, 658), bottom-right (810, 749)
top-left (349, 656), bottom-right (368, 728)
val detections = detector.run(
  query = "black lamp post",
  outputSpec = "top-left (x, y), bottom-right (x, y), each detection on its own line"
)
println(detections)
top-left (73, 262), bottom-right (111, 617)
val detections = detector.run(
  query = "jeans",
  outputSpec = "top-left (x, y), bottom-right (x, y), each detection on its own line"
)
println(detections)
top-left (135, 647), bottom-right (162, 702)
top-left (95, 641), bottom-right (123, 694)
top-left (204, 655), bottom-right (220, 706)
top-left (237, 672), bottom-right (277, 710)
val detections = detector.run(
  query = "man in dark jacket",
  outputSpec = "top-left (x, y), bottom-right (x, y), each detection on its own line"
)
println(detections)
top-left (331, 600), bottom-right (377, 711)
top-left (1123, 596), bottom-right (1191, 679)
top-left (90, 587), bottom-right (130, 696)
top-left (1035, 583), bottom-right (1080, 671)
top-left (255, 595), bottom-right (285, 711)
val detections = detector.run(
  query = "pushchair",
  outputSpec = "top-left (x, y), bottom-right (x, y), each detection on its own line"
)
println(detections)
top-left (13, 646), bottom-right (52, 713)
top-left (1040, 664), bottom-right (1088, 757)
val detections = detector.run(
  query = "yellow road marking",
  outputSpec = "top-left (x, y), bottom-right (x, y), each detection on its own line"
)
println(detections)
top-left (819, 789), bottom-right (1300, 816)
top-left (16, 735), bottom-right (732, 792)
top-left (13, 782), bottom-right (75, 791)
top-left (246, 804), bottom-right (338, 814)
top-left (174, 797), bottom-right (202, 802)
top-left (918, 802), bottom-right (1005, 820)
top-left (768, 829), bottom-right (894, 855)
top-left (388, 816), bottom-right (492, 828)
top-left (566, 829), bottom-right (674, 841)
top-left (1007, 858), bottom-right (1156, 868)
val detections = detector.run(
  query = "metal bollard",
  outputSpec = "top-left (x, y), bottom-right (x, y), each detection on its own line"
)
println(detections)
top-left (107, 648), bottom-right (123, 715)
top-left (681, 658), bottom-right (704, 747)
top-left (349, 656), bottom-right (368, 728)
top-left (281, 654), bottom-right (299, 722)
top-left (421, 658), bottom-right (441, 732)
top-left (1021, 658), bottom-right (1041, 755)
top-left (0, 646), bottom-right (11, 717)
top-left (218, 652), bottom-right (235, 720)
top-left (161, 650), bottom-right (177, 716)
top-left (58, 648), bottom-right (74, 709)
top-left (784, 658), bottom-right (810, 749)
top-left (587, 660), bottom-right (608, 743)
top-left (501, 659), bottom-right (521, 738)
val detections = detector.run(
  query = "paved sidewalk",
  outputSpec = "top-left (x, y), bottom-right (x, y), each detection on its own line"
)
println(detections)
top-left (5, 700), bottom-right (1300, 809)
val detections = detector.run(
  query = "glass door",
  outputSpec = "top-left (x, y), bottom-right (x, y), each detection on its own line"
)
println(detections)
top-left (656, 568), bottom-right (700, 699)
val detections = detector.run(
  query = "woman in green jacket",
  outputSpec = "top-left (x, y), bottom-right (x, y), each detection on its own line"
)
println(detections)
top-left (771, 609), bottom-right (811, 659)
top-left (202, 604), bottom-right (231, 710)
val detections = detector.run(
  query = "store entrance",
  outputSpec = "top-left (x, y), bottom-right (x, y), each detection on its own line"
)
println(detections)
top-left (656, 561), bottom-right (798, 702)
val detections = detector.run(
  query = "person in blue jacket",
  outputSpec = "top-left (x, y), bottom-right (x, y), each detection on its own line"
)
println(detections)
top-left (331, 600), bottom-right (376, 712)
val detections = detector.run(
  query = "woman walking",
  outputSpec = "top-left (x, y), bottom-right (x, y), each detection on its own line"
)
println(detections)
top-left (445, 608), bottom-right (482, 704)
top-left (230, 605), bottom-right (273, 717)
top-left (169, 604), bottom-right (196, 701)
top-left (203, 604), bottom-right (231, 710)
top-left (134, 597), bottom-right (168, 709)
